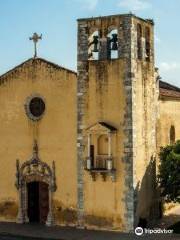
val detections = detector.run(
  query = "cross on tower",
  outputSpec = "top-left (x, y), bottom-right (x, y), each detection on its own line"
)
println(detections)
top-left (29, 33), bottom-right (42, 58)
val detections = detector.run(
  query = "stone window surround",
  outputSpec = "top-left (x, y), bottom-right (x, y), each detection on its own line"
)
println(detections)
top-left (84, 122), bottom-right (117, 182)
top-left (24, 93), bottom-right (46, 121)
top-left (87, 132), bottom-right (113, 169)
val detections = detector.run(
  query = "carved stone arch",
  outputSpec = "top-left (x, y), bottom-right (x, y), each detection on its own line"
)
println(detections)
top-left (107, 25), bottom-right (118, 33)
top-left (15, 141), bottom-right (56, 226)
top-left (89, 26), bottom-right (99, 36)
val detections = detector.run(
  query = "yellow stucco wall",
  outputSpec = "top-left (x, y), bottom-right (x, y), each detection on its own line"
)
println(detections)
top-left (0, 14), bottom-right (179, 231)
top-left (158, 98), bottom-right (180, 147)
top-left (0, 59), bottom-right (77, 223)
top-left (134, 62), bottom-right (157, 220)
top-left (131, 17), bottom-right (158, 222)
top-left (82, 60), bottom-right (127, 230)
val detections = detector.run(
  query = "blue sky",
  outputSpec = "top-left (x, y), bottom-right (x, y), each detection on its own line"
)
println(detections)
top-left (0, 0), bottom-right (180, 86)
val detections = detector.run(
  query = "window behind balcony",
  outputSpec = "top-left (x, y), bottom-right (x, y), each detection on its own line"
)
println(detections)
top-left (98, 135), bottom-right (108, 155)
top-left (90, 145), bottom-right (94, 168)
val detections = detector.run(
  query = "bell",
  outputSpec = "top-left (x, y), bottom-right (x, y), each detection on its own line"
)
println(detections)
top-left (111, 42), bottom-right (118, 51)
top-left (93, 44), bottom-right (98, 52)
top-left (111, 33), bottom-right (118, 50)
top-left (92, 35), bottom-right (99, 52)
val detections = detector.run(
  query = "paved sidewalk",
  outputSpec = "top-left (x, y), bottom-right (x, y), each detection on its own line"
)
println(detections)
top-left (0, 222), bottom-right (179, 240)
top-left (156, 205), bottom-right (180, 230)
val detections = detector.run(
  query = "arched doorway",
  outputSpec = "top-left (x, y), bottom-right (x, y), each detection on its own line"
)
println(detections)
top-left (27, 181), bottom-right (49, 224)
top-left (15, 141), bottom-right (57, 226)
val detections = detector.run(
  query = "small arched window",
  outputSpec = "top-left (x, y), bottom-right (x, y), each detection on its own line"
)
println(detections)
top-left (88, 30), bottom-right (99, 60)
top-left (137, 24), bottom-right (142, 59)
top-left (145, 27), bottom-right (150, 61)
top-left (98, 135), bottom-right (108, 155)
top-left (170, 125), bottom-right (175, 144)
top-left (107, 29), bottom-right (118, 59)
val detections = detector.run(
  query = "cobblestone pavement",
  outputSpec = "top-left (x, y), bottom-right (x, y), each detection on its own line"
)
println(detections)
top-left (0, 222), bottom-right (179, 240)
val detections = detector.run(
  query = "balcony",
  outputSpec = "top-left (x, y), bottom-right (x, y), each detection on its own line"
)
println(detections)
top-left (85, 155), bottom-right (116, 182)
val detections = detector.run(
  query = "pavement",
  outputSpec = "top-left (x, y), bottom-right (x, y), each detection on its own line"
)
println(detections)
top-left (157, 205), bottom-right (180, 229)
top-left (0, 222), bottom-right (179, 240)
top-left (0, 222), bottom-right (180, 240)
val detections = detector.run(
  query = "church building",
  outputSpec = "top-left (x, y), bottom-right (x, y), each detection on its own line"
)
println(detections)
top-left (0, 13), bottom-right (180, 232)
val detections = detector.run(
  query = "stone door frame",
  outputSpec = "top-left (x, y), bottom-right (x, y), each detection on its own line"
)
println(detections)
top-left (15, 141), bottom-right (57, 226)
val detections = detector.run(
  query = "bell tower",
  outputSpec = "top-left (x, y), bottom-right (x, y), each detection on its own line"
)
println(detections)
top-left (77, 14), bottom-right (157, 231)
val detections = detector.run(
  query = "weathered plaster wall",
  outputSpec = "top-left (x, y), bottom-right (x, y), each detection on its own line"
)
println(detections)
top-left (0, 200), bottom-right (18, 222)
top-left (0, 13), bottom-right (174, 231)
top-left (77, 15), bottom-right (134, 231)
top-left (0, 59), bottom-right (77, 224)
top-left (131, 17), bottom-right (158, 224)
top-left (158, 98), bottom-right (180, 147)
top-left (83, 60), bottom-right (126, 230)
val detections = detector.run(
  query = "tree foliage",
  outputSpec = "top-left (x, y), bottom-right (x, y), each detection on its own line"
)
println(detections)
top-left (158, 141), bottom-right (180, 203)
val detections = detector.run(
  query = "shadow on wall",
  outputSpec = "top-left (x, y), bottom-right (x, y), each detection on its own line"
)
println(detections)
top-left (134, 156), bottom-right (163, 228)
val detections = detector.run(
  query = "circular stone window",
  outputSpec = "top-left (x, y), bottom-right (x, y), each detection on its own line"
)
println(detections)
top-left (25, 95), bottom-right (45, 121)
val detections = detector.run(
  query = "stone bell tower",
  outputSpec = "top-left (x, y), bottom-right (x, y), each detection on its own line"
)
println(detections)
top-left (77, 14), bottom-right (158, 231)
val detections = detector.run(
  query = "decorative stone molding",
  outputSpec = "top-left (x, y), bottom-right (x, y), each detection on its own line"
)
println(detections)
top-left (24, 93), bottom-right (46, 121)
top-left (15, 140), bottom-right (56, 226)
top-left (88, 169), bottom-right (116, 182)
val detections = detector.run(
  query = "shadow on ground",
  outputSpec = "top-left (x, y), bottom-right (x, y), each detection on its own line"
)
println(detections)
top-left (0, 222), bottom-right (179, 240)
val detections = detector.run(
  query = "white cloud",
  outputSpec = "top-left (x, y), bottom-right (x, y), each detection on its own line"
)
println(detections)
top-left (159, 62), bottom-right (180, 72)
top-left (118, 0), bottom-right (151, 11)
top-left (78, 0), bottom-right (98, 11)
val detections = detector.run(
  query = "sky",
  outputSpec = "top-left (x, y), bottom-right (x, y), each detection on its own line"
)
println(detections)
top-left (0, 0), bottom-right (180, 86)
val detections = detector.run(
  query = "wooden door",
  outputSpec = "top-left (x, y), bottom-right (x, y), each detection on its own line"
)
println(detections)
top-left (39, 182), bottom-right (49, 224)
top-left (90, 145), bottom-right (94, 168)
top-left (27, 182), bottom-right (39, 223)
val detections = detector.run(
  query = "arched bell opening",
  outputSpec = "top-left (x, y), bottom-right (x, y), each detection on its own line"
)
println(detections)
top-left (107, 29), bottom-right (118, 59)
top-left (15, 141), bottom-right (56, 226)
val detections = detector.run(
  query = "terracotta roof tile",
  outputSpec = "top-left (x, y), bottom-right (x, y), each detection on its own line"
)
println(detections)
top-left (159, 80), bottom-right (180, 99)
